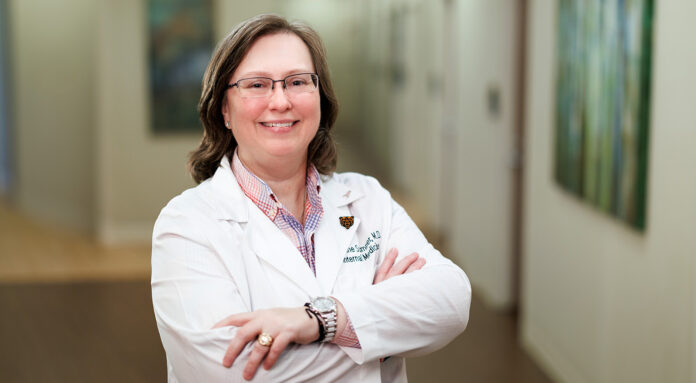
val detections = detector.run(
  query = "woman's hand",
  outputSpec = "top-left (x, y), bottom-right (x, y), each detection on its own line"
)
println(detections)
top-left (373, 248), bottom-right (426, 284)
top-left (212, 307), bottom-right (318, 380)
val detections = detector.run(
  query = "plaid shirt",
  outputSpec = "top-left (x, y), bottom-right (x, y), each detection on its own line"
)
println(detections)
top-left (231, 152), bottom-right (322, 274)
top-left (231, 151), bottom-right (361, 348)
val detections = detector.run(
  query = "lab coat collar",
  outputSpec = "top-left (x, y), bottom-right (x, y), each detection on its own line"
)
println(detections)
top-left (207, 155), bottom-right (249, 222)
top-left (319, 174), bottom-right (364, 207)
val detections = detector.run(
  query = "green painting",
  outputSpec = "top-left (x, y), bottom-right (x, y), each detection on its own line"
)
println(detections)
top-left (555, 0), bottom-right (654, 230)
top-left (148, 0), bottom-right (214, 133)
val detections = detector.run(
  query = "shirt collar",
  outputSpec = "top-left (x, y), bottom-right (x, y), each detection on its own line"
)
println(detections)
top-left (231, 149), bottom-right (322, 221)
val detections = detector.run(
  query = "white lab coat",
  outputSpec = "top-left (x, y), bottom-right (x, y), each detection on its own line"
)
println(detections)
top-left (151, 156), bottom-right (471, 382)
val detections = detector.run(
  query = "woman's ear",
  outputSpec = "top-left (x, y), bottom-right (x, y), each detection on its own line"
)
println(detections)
top-left (221, 97), bottom-right (231, 129)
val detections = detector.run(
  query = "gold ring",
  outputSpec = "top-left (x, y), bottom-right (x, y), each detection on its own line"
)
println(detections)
top-left (257, 332), bottom-right (273, 347)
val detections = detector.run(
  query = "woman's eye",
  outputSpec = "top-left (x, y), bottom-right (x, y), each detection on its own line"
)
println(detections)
top-left (289, 79), bottom-right (307, 87)
top-left (240, 80), bottom-right (268, 90)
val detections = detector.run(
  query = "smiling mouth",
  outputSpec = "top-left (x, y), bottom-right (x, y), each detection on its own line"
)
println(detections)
top-left (260, 121), bottom-right (298, 128)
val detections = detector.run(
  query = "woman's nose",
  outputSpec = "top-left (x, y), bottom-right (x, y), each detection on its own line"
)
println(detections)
top-left (267, 85), bottom-right (291, 110)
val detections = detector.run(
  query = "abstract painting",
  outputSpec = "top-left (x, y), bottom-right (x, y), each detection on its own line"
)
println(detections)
top-left (148, 0), bottom-right (214, 133)
top-left (555, 0), bottom-right (654, 230)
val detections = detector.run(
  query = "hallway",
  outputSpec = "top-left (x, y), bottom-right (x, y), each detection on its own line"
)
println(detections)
top-left (3, 0), bottom-right (696, 382)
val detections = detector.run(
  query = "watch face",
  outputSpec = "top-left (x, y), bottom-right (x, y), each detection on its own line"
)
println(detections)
top-left (313, 297), bottom-right (335, 311)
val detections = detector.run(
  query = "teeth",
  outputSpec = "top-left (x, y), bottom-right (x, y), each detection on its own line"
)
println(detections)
top-left (263, 122), bottom-right (294, 127)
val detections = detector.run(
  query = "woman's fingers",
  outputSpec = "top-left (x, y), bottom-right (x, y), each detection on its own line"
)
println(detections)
top-left (386, 252), bottom-right (420, 279)
top-left (404, 257), bottom-right (426, 273)
top-left (262, 333), bottom-right (292, 370)
top-left (223, 322), bottom-right (261, 368)
top-left (373, 248), bottom-right (398, 284)
top-left (243, 340), bottom-right (272, 380)
top-left (374, 250), bottom-right (426, 284)
top-left (213, 312), bottom-right (254, 329)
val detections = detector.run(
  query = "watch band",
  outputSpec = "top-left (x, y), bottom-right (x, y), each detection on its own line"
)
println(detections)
top-left (307, 297), bottom-right (337, 343)
top-left (322, 308), bottom-right (337, 343)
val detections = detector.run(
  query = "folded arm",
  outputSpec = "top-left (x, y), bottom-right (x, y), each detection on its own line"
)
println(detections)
top-left (333, 198), bottom-right (472, 363)
top-left (212, 248), bottom-right (426, 379)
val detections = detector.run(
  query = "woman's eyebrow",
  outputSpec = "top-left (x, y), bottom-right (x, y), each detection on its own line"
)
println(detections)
top-left (236, 69), bottom-right (314, 78)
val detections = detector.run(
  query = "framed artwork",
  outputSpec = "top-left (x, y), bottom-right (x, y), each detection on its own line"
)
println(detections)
top-left (148, 0), bottom-right (214, 133)
top-left (554, 0), bottom-right (654, 230)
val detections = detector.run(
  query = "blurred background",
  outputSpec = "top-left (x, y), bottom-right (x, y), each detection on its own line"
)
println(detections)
top-left (1, 0), bottom-right (695, 382)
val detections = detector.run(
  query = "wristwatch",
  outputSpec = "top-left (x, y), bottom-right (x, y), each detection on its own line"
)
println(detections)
top-left (306, 296), bottom-right (337, 343)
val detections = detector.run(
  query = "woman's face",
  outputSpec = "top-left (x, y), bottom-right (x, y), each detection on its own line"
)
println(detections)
top-left (222, 32), bottom-right (321, 170)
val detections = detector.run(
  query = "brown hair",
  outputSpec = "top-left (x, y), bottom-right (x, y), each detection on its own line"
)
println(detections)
top-left (188, 14), bottom-right (339, 183)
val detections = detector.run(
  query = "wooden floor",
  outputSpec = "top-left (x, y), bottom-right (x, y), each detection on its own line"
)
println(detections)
top-left (0, 200), bottom-right (552, 383)
top-left (0, 202), bottom-right (151, 283)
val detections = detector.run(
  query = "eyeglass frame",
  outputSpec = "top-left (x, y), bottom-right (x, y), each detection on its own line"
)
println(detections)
top-left (226, 72), bottom-right (320, 98)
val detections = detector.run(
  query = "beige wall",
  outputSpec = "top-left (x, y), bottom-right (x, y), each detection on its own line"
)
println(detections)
top-left (522, 1), bottom-right (696, 382)
top-left (352, 0), bottom-right (393, 177)
top-left (452, 0), bottom-right (519, 309)
top-left (10, 0), bottom-right (97, 232)
top-left (391, 0), bottom-right (446, 236)
top-left (97, 0), bottom-right (198, 244)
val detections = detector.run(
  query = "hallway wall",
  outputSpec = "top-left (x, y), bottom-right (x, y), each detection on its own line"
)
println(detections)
top-left (522, 1), bottom-right (696, 382)
top-left (97, 0), bottom-right (199, 244)
top-left (0, 0), bottom-right (9, 195)
top-left (9, 0), bottom-right (97, 232)
top-left (348, 0), bottom-right (520, 310)
top-left (452, 0), bottom-right (519, 309)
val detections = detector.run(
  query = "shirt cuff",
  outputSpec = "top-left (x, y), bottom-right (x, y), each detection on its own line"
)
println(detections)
top-left (332, 312), bottom-right (362, 348)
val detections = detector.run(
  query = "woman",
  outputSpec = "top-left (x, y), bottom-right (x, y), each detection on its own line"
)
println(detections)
top-left (151, 14), bottom-right (471, 383)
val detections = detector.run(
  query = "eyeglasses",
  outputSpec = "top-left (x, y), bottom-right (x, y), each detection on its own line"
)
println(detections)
top-left (226, 73), bottom-right (319, 98)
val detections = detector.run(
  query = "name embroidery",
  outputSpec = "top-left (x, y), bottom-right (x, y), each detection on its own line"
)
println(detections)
top-left (343, 231), bottom-right (381, 263)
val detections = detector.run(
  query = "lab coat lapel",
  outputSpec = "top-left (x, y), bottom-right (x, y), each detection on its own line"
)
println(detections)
top-left (245, 200), bottom-right (321, 297)
top-left (315, 206), bottom-right (360, 294)
top-left (314, 178), bottom-right (364, 294)
top-left (206, 155), bottom-right (248, 222)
